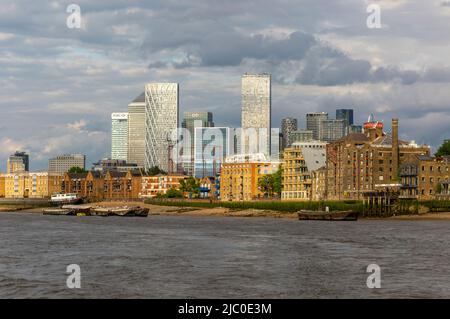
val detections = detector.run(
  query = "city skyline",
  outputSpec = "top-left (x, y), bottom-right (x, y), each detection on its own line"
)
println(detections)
top-left (1, 1), bottom-right (450, 171)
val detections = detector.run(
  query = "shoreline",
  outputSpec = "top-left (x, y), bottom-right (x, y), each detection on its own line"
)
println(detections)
top-left (2, 201), bottom-right (450, 221)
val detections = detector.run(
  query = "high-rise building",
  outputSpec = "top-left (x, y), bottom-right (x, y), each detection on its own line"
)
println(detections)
top-left (127, 93), bottom-right (146, 167)
top-left (336, 109), bottom-right (354, 127)
top-left (111, 112), bottom-right (128, 161)
top-left (281, 117), bottom-right (298, 150)
top-left (291, 129), bottom-right (314, 143)
top-left (349, 125), bottom-right (363, 134)
top-left (319, 119), bottom-right (346, 142)
top-left (241, 73), bottom-right (271, 157)
top-left (48, 154), bottom-right (86, 174)
top-left (7, 152), bottom-right (29, 174)
top-left (194, 127), bottom-right (231, 178)
top-left (181, 112), bottom-right (214, 175)
top-left (306, 112), bottom-right (328, 140)
top-left (144, 83), bottom-right (179, 173)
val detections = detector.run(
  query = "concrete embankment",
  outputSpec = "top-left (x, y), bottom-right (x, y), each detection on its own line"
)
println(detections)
top-left (0, 198), bottom-right (51, 213)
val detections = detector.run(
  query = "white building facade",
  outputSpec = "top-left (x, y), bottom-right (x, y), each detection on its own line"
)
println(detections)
top-left (144, 83), bottom-right (179, 173)
top-left (241, 73), bottom-right (271, 158)
top-left (111, 112), bottom-right (129, 161)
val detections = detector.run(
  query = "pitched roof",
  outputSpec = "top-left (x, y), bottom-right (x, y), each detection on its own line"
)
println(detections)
top-left (90, 171), bottom-right (103, 178)
top-left (371, 134), bottom-right (409, 146)
top-left (67, 172), bottom-right (88, 179)
top-left (337, 133), bottom-right (369, 144)
top-left (108, 171), bottom-right (127, 178)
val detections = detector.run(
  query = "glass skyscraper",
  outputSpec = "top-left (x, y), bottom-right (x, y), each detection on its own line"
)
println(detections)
top-left (336, 109), bottom-right (354, 127)
top-left (194, 127), bottom-right (231, 178)
top-left (144, 83), bottom-right (179, 173)
top-left (319, 119), bottom-right (346, 142)
top-left (181, 112), bottom-right (214, 175)
top-left (306, 112), bottom-right (328, 140)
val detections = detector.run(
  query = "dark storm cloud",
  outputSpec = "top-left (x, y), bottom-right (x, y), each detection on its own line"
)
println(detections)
top-left (1, 0), bottom-right (450, 170)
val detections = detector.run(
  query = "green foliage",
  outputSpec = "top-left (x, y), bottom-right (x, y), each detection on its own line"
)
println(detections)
top-left (165, 188), bottom-right (184, 198)
top-left (68, 166), bottom-right (87, 174)
top-left (258, 168), bottom-right (283, 198)
top-left (258, 175), bottom-right (275, 197)
top-left (179, 177), bottom-right (200, 198)
top-left (273, 167), bottom-right (283, 195)
top-left (146, 166), bottom-right (167, 176)
top-left (435, 140), bottom-right (450, 157)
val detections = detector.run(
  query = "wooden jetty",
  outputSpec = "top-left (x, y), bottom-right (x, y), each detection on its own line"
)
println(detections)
top-left (297, 210), bottom-right (359, 221)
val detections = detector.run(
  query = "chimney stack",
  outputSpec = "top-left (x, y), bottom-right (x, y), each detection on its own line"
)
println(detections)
top-left (392, 118), bottom-right (399, 180)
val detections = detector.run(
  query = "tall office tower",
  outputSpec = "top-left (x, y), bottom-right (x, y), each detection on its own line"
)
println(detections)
top-left (319, 119), bottom-right (346, 142)
top-left (144, 83), bottom-right (179, 173)
top-left (281, 117), bottom-right (298, 150)
top-left (291, 129), bottom-right (314, 143)
top-left (270, 129), bottom-right (282, 161)
top-left (336, 109), bottom-right (354, 127)
top-left (349, 125), bottom-right (363, 133)
top-left (181, 112), bottom-right (214, 176)
top-left (336, 109), bottom-right (354, 135)
top-left (48, 154), bottom-right (86, 174)
top-left (306, 112), bottom-right (328, 140)
top-left (111, 112), bottom-right (129, 161)
top-left (241, 73), bottom-right (271, 157)
top-left (127, 93), bottom-right (146, 167)
top-left (7, 151), bottom-right (29, 173)
top-left (194, 127), bottom-right (231, 178)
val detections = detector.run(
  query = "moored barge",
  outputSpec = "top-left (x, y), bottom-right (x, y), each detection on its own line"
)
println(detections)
top-left (297, 210), bottom-right (359, 221)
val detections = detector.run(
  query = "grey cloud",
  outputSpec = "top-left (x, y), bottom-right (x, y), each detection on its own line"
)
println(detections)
top-left (1, 0), bottom-right (450, 170)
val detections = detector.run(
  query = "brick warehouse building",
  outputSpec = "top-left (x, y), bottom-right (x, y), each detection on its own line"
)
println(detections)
top-left (400, 155), bottom-right (450, 200)
top-left (326, 118), bottom-right (430, 200)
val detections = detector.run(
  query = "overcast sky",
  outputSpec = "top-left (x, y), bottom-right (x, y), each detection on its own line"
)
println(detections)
top-left (1, 0), bottom-right (450, 171)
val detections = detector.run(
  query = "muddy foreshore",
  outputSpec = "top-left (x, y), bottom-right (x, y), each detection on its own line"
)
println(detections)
top-left (2, 201), bottom-right (450, 220)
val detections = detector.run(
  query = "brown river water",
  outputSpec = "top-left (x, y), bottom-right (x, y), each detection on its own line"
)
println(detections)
top-left (0, 212), bottom-right (449, 298)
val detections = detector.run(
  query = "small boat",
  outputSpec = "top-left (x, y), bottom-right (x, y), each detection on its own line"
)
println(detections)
top-left (51, 193), bottom-right (83, 205)
top-left (91, 206), bottom-right (149, 217)
top-left (43, 205), bottom-right (149, 218)
top-left (297, 210), bottom-right (359, 221)
top-left (43, 208), bottom-right (76, 216)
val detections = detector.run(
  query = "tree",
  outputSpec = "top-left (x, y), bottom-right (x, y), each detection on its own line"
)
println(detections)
top-left (435, 140), bottom-right (450, 157)
top-left (179, 176), bottom-right (200, 198)
top-left (166, 188), bottom-right (183, 198)
top-left (258, 174), bottom-right (275, 198)
top-left (273, 167), bottom-right (283, 195)
top-left (68, 166), bottom-right (87, 173)
top-left (146, 166), bottom-right (167, 176)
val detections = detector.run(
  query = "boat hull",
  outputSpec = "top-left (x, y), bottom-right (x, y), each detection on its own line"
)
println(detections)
top-left (297, 210), bottom-right (359, 221)
top-left (43, 206), bottom-right (149, 218)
